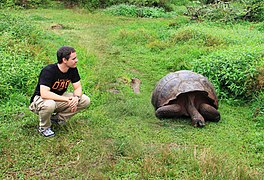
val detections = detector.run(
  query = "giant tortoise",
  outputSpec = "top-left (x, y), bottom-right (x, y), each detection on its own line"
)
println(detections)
top-left (151, 70), bottom-right (220, 127)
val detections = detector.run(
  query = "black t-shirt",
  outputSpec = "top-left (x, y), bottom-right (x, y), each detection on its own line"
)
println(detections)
top-left (30, 64), bottom-right (80, 103)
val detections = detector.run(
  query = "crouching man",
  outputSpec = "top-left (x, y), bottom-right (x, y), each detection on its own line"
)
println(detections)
top-left (29, 46), bottom-right (90, 137)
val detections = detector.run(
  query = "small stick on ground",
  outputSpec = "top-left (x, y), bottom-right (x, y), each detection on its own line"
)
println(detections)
top-left (131, 78), bottom-right (141, 94)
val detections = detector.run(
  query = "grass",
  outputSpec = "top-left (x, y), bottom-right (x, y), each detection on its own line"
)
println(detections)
top-left (0, 8), bottom-right (263, 179)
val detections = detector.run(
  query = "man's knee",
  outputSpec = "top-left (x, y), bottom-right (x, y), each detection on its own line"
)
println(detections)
top-left (80, 94), bottom-right (90, 108)
top-left (42, 100), bottom-right (56, 113)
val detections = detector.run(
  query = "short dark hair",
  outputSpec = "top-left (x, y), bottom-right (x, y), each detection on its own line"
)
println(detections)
top-left (57, 46), bottom-right (76, 64)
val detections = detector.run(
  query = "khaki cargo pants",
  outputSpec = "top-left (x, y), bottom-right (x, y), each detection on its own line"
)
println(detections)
top-left (29, 92), bottom-right (90, 130)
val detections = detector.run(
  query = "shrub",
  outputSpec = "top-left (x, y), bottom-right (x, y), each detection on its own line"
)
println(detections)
top-left (60, 0), bottom-right (122, 9)
top-left (104, 4), bottom-right (138, 17)
top-left (0, 12), bottom-right (40, 43)
top-left (251, 91), bottom-right (264, 129)
top-left (238, 0), bottom-right (264, 22)
top-left (0, 12), bottom-right (47, 101)
top-left (185, 0), bottom-right (264, 23)
top-left (60, 0), bottom-right (174, 11)
top-left (0, 0), bottom-right (51, 8)
top-left (171, 26), bottom-right (226, 47)
top-left (201, 5), bottom-right (237, 22)
top-left (185, 1), bottom-right (239, 22)
top-left (127, 0), bottom-right (173, 11)
top-left (192, 48), bottom-right (263, 100)
top-left (104, 4), bottom-right (174, 18)
top-left (170, 0), bottom-right (190, 6)
top-left (137, 6), bottom-right (166, 18)
top-left (0, 47), bottom-right (38, 99)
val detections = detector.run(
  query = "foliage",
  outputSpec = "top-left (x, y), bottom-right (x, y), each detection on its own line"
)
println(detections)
top-left (104, 4), bottom-right (175, 18)
top-left (247, 92), bottom-right (264, 157)
top-left (251, 91), bottom-right (264, 127)
top-left (0, 12), bottom-right (49, 101)
top-left (0, 0), bottom-right (189, 11)
top-left (1, 0), bottom-right (263, 23)
top-left (126, 0), bottom-right (173, 11)
top-left (171, 26), bottom-right (226, 47)
top-left (238, 0), bottom-right (264, 21)
top-left (192, 48), bottom-right (263, 100)
top-left (170, 0), bottom-right (190, 6)
top-left (184, 0), bottom-right (264, 22)
top-left (202, 5), bottom-right (237, 22)
top-left (0, 0), bottom-right (51, 8)
top-left (104, 4), bottom-right (138, 17)
top-left (137, 6), bottom-right (168, 18)
top-left (60, 0), bottom-right (113, 9)
top-left (58, 0), bottom-right (174, 11)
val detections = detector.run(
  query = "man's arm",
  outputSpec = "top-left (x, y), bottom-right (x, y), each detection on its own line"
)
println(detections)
top-left (72, 80), bottom-right (82, 98)
top-left (70, 80), bottom-right (83, 112)
top-left (40, 85), bottom-right (69, 102)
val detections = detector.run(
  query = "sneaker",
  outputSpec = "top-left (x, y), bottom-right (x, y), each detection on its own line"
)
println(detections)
top-left (51, 115), bottom-right (66, 126)
top-left (38, 127), bottom-right (55, 137)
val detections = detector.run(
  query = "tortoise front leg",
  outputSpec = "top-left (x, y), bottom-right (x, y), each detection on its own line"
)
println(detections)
top-left (155, 104), bottom-right (183, 119)
top-left (186, 93), bottom-right (205, 127)
top-left (199, 103), bottom-right (220, 122)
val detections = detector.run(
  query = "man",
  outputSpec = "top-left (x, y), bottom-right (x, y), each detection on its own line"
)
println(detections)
top-left (29, 46), bottom-right (90, 137)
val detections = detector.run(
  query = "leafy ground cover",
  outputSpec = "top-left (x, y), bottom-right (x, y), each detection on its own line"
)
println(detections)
top-left (0, 8), bottom-right (263, 179)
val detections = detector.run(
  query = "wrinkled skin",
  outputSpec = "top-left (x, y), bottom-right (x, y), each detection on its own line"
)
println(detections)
top-left (155, 92), bottom-right (220, 127)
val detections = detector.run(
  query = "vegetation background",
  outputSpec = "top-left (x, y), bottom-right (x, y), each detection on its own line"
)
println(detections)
top-left (0, 0), bottom-right (263, 179)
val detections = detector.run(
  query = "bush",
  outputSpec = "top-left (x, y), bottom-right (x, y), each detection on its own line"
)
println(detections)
top-left (60, 0), bottom-right (174, 11)
top-left (192, 48), bottom-right (263, 100)
top-left (104, 4), bottom-right (138, 17)
top-left (170, 0), bottom-right (190, 6)
top-left (127, 0), bottom-right (173, 11)
top-left (104, 4), bottom-right (175, 18)
top-left (0, 12), bottom-right (40, 43)
top-left (184, 0), bottom-right (264, 23)
top-left (0, 0), bottom-right (51, 8)
top-left (238, 0), bottom-right (264, 22)
top-left (171, 27), bottom-right (225, 47)
top-left (251, 92), bottom-right (264, 128)
top-left (137, 6), bottom-right (167, 18)
top-left (0, 12), bottom-right (47, 101)
top-left (201, 5), bottom-right (237, 22)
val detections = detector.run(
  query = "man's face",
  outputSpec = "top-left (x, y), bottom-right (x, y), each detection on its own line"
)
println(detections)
top-left (65, 52), bottom-right (78, 68)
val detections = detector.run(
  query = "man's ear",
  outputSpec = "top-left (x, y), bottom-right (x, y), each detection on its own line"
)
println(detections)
top-left (62, 57), bottom-right (67, 63)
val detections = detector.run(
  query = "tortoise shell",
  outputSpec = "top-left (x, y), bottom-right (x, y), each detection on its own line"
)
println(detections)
top-left (151, 70), bottom-right (218, 110)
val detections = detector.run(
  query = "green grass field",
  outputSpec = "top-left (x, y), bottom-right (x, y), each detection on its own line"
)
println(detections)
top-left (0, 8), bottom-right (263, 179)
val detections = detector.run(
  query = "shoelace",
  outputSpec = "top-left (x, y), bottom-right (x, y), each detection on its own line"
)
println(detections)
top-left (45, 128), bottom-right (54, 134)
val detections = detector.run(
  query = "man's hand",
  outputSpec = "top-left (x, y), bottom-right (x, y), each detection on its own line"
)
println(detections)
top-left (68, 96), bottom-right (79, 112)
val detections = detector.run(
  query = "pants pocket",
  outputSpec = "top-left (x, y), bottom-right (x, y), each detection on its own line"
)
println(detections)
top-left (29, 102), bottom-right (38, 114)
top-left (29, 96), bottom-right (44, 114)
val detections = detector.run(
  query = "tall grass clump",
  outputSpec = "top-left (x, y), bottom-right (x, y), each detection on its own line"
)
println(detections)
top-left (251, 81), bottom-right (264, 129)
top-left (184, 0), bottom-right (264, 23)
top-left (238, 0), bottom-right (264, 22)
top-left (171, 26), bottom-right (226, 47)
top-left (0, 0), bottom-right (52, 8)
top-left (0, 11), bottom-right (54, 123)
top-left (104, 4), bottom-right (176, 18)
top-left (62, 0), bottom-right (174, 11)
top-left (0, 12), bottom-right (49, 101)
top-left (192, 48), bottom-right (263, 100)
top-left (104, 4), bottom-right (138, 17)
top-left (109, 144), bottom-right (260, 179)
